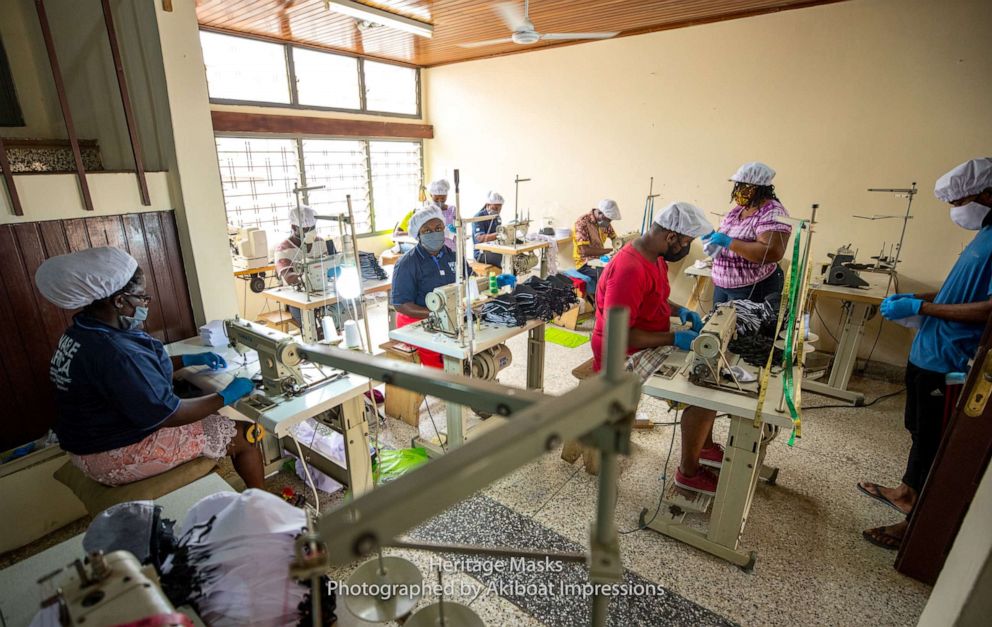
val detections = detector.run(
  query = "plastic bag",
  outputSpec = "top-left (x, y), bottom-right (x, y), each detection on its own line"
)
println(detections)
top-left (373, 448), bottom-right (430, 484)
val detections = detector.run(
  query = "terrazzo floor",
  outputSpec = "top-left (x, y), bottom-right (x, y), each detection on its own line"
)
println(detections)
top-left (2, 301), bottom-right (934, 625)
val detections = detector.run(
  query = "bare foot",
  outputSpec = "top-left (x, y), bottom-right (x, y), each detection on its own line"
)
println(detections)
top-left (863, 520), bottom-right (908, 550)
top-left (857, 481), bottom-right (916, 514)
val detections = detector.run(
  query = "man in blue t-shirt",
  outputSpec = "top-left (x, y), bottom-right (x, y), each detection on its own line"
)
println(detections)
top-left (859, 158), bottom-right (992, 550)
top-left (472, 191), bottom-right (505, 267)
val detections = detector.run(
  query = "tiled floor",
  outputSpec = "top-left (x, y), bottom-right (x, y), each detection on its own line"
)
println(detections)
top-left (3, 301), bottom-right (933, 625)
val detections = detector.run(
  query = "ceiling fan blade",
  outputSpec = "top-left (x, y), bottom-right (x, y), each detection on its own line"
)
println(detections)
top-left (541, 32), bottom-right (619, 40)
top-left (494, 2), bottom-right (527, 32)
top-left (458, 37), bottom-right (515, 49)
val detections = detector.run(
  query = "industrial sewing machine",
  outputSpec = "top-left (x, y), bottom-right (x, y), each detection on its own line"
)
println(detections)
top-left (495, 220), bottom-right (530, 245)
top-left (224, 318), bottom-right (306, 418)
top-left (688, 304), bottom-right (739, 389)
top-left (423, 277), bottom-right (490, 337)
top-left (823, 245), bottom-right (870, 288)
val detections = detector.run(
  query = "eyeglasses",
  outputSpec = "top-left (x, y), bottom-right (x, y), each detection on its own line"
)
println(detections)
top-left (123, 292), bottom-right (153, 304)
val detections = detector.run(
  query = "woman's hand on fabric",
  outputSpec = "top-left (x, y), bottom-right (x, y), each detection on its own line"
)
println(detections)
top-left (219, 377), bottom-right (254, 406)
top-left (181, 352), bottom-right (228, 370)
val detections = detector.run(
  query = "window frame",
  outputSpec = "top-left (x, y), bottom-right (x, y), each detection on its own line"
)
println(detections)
top-left (201, 29), bottom-right (422, 120)
top-left (215, 133), bottom-right (424, 238)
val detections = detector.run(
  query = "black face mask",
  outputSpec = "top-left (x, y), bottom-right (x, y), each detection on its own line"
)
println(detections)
top-left (662, 238), bottom-right (691, 262)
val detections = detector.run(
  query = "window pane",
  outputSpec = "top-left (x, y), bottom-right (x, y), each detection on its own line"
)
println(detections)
top-left (200, 31), bottom-right (290, 103)
top-left (293, 48), bottom-right (360, 109)
top-left (301, 140), bottom-right (371, 235)
top-left (370, 141), bottom-right (422, 231)
top-left (363, 61), bottom-right (418, 115)
top-left (215, 137), bottom-right (299, 244)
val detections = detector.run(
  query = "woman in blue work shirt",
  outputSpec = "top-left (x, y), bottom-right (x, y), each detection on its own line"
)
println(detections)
top-left (35, 247), bottom-right (264, 488)
top-left (391, 206), bottom-right (471, 368)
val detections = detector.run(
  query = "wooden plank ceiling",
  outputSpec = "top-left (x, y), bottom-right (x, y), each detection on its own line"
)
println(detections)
top-left (196, 0), bottom-right (843, 68)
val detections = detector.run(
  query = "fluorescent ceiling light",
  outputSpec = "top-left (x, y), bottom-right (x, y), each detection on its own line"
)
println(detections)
top-left (325, 0), bottom-right (433, 39)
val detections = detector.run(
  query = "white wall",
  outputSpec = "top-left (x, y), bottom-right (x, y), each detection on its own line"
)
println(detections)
top-left (423, 0), bottom-right (992, 366)
top-left (0, 171), bottom-right (172, 223)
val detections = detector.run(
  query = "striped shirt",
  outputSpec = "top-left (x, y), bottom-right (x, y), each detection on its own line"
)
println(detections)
top-left (710, 200), bottom-right (792, 289)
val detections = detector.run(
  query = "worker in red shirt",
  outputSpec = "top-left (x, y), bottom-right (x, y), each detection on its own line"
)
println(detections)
top-left (591, 202), bottom-right (724, 495)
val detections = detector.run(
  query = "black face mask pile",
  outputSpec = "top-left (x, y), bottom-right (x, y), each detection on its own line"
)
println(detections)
top-left (479, 274), bottom-right (580, 326)
top-left (726, 296), bottom-right (784, 367)
top-left (358, 251), bottom-right (388, 280)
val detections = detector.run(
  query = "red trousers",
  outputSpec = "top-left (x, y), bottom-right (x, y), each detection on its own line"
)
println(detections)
top-left (395, 312), bottom-right (444, 369)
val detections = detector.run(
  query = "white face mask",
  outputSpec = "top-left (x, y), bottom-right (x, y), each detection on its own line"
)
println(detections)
top-left (950, 202), bottom-right (991, 230)
top-left (302, 230), bottom-right (317, 246)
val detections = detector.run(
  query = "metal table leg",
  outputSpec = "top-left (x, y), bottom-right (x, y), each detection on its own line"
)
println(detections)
top-left (527, 324), bottom-right (546, 391)
top-left (805, 300), bottom-right (871, 405)
top-left (300, 308), bottom-right (319, 344)
top-left (340, 395), bottom-right (374, 497)
top-left (443, 355), bottom-right (466, 448)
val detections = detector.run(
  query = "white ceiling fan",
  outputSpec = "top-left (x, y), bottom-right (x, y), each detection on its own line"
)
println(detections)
top-left (459, 0), bottom-right (619, 49)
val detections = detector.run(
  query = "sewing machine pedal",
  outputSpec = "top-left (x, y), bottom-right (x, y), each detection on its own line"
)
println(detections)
top-left (660, 482), bottom-right (713, 516)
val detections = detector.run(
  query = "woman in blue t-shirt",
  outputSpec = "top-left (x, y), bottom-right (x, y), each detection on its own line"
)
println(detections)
top-left (35, 247), bottom-right (264, 488)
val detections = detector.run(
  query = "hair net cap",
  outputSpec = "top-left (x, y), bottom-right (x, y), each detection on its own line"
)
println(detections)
top-left (409, 206), bottom-right (445, 237)
top-left (35, 246), bottom-right (138, 310)
top-left (486, 191), bottom-right (504, 205)
top-left (730, 162), bottom-right (776, 186)
top-left (597, 199), bottom-right (621, 221)
top-left (655, 202), bottom-right (714, 238)
top-left (934, 158), bottom-right (992, 202)
top-left (289, 205), bottom-right (317, 228)
top-left (428, 179), bottom-right (450, 195)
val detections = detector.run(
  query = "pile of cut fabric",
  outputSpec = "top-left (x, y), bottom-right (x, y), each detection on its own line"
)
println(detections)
top-left (726, 297), bottom-right (783, 367)
top-left (479, 274), bottom-right (578, 326)
top-left (358, 251), bottom-right (388, 281)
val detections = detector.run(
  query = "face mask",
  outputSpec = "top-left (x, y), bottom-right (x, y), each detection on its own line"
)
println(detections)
top-left (302, 230), bottom-right (317, 246)
top-left (597, 220), bottom-right (611, 229)
top-left (950, 202), bottom-right (991, 230)
top-left (120, 305), bottom-right (149, 331)
top-left (662, 239), bottom-right (691, 263)
top-left (420, 231), bottom-right (446, 252)
top-left (733, 186), bottom-right (756, 207)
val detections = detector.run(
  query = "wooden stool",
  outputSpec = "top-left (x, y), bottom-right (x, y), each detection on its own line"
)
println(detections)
top-left (54, 458), bottom-right (218, 516)
top-left (257, 309), bottom-right (295, 333)
top-left (469, 261), bottom-right (501, 277)
top-left (561, 357), bottom-right (601, 474)
top-left (380, 340), bottom-right (424, 427)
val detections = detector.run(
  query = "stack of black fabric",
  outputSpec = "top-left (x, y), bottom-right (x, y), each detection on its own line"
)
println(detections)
top-left (359, 251), bottom-right (388, 280)
top-left (480, 294), bottom-right (528, 326)
top-left (522, 274), bottom-right (580, 318)
top-left (726, 297), bottom-right (784, 367)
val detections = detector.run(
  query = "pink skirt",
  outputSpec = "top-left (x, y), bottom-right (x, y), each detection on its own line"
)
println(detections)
top-left (69, 414), bottom-right (237, 486)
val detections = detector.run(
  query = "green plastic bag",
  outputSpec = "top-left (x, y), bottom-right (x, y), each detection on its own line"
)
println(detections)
top-left (373, 447), bottom-right (430, 484)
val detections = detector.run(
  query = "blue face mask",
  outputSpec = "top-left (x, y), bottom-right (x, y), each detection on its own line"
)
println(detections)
top-left (120, 305), bottom-right (149, 330)
top-left (420, 231), bottom-right (446, 252)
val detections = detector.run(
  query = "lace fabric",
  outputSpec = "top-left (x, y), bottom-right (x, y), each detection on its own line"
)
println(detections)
top-left (70, 414), bottom-right (237, 486)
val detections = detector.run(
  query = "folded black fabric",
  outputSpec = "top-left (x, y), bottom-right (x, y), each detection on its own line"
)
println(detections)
top-left (480, 294), bottom-right (527, 326)
top-left (359, 251), bottom-right (388, 281)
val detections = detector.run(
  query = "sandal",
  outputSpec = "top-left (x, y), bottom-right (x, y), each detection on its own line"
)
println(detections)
top-left (857, 481), bottom-right (910, 514)
top-left (862, 525), bottom-right (903, 551)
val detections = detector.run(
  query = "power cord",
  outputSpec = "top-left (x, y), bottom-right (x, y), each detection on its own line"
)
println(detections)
top-left (803, 387), bottom-right (905, 410)
top-left (423, 398), bottom-right (448, 454)
top-left (619, 406), bottom-right (681, 534)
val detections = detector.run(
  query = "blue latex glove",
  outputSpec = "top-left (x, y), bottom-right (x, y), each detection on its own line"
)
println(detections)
top-left (219, 377), bottom-right (254, 406)
top-left (702, 231), bottom-right (733, 248)
top-left (674, 330), bottom-right (698, 351)
top-left (447, 224), bottom-right (457, 233)
top-left (880, 295), bottom-right (922, 320)
top-left (496, 273), bottom-right (517, 288)
top-left (887, 292), bottom-right (914, 301)
top-left (678, 307), bottom-right (704, 332)
top-left (182, 352), bottom-right (227, 370)
top-left (599, 255), bottom-right (610, 264)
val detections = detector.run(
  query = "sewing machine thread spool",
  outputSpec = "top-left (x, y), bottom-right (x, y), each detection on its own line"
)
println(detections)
top-left (343, 320), bottom-right (361, 349)
top-left (321, 316), bottom-right (339, 341)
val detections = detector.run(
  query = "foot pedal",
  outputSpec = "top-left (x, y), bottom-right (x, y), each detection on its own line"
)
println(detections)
top-left (662, 482), bottom-right (713, 515)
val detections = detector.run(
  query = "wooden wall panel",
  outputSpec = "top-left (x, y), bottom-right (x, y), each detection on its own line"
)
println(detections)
top-left (0, 211), bottom-right (196, 452)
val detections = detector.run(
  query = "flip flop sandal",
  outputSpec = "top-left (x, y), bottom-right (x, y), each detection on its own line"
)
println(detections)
top-left (856, 482), bottom-right (907, 514)
top-left (862, 526), bottom-right (902, 551)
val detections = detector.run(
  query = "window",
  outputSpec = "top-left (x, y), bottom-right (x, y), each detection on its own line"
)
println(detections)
top-left (216, 136), bottom-right (423, 240)
top-left (363, 61), bottom-right (418, 115)
top-left (200, 31), bottom-right (290, 104)
top-left (293, 48), bottom-right (360, 109)
top-left (199, 31), bottom-right (420, 116)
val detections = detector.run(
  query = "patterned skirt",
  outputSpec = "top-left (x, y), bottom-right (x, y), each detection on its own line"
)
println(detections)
top-left (69, 414), bottom-right (237, 486)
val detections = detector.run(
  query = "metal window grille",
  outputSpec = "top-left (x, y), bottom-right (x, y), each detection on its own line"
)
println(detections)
top-left (370, 140), bottom-right (422, 230)
top-left (301, 139), bottom-right (371, 235)
top-left (215, 137), bottom-right (299, 241)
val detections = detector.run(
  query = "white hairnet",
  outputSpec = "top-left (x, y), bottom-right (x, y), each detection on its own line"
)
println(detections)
top-left (486, 191), bottom-right (504, 205)
top-left (597, 199), bottom-right (621, 221)
top-left (428, 179), bottom-right (450, 195)
top-left (655, 202), bottom-right (713, 238)
top-left (35, 246), bottom-right (139, 309)
top-left (409, 206), bottom-right (445, 237)
top-left (289, 205), bottom-right (316, 228)
top-left (934, 157), bottom-right (992, 202)
top-left (730, 162), bottom-right (776, 186)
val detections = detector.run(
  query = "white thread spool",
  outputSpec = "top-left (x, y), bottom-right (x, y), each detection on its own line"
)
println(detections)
top-left (321, 316), bottom-right (339, 342)
top-left (343, 320), bottom-right (361, 349)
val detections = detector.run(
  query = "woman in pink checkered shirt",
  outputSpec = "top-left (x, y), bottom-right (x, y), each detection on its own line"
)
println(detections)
top-left (702, 162), bottom-right (792, 306)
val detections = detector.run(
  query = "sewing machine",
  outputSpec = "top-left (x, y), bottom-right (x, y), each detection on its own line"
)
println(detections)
top-left (37, 550), bottom-right (188, 627)
top-left (495, 220), bottom-right (531, 245)
top-left (224, 318), bottom-right (306, 418)
top-left (229, 226), bottom-right (269, 272)
top-left (613, 231), bottom-right (639, 249)
top-left (689, 304), bottom-right (738, 387)
top-left (295, 253), bottom-right (346, 294)
top-left (423, 277), bottom-right (490, 336)
top-left (823, 245), bottom-right (870, 288)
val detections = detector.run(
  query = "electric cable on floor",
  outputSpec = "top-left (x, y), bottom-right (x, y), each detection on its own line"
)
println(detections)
top-left (530, 460), bottom-right (585, 519)
top-left (618, 406), bottom-right (681, 534)
top-left (423, 398), bottom-right (447, 454)
top-left (803, 387), bottom-right (905, 410)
